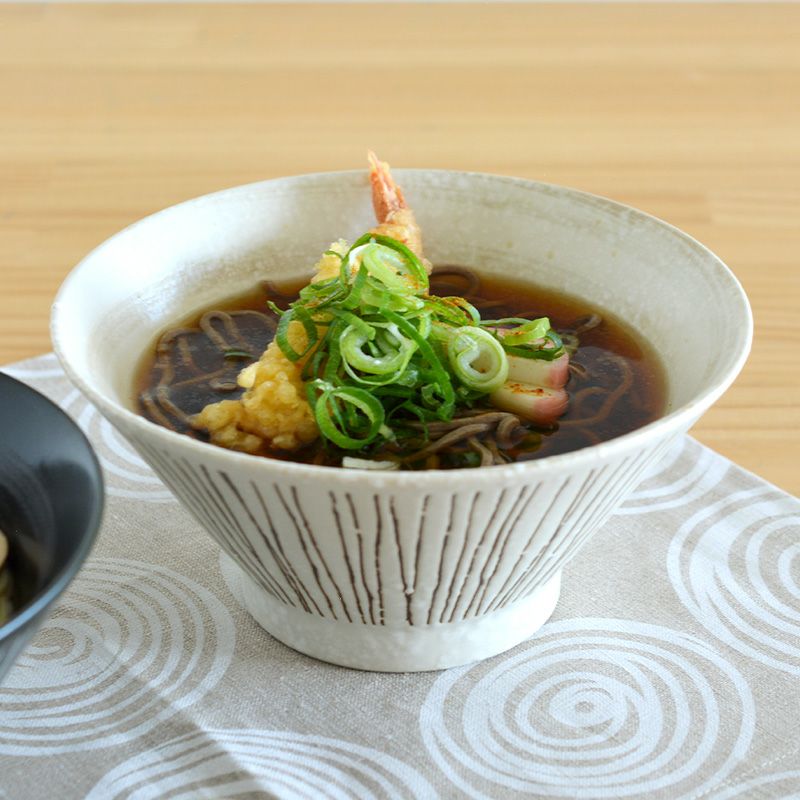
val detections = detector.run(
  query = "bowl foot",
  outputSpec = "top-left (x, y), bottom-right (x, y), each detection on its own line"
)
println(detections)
top-left (219, 552), bottom-right (561, 672)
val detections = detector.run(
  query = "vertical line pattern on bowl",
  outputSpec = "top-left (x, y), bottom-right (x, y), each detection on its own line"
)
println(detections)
top-left (562, 458), bottom-right (633, 544)
top-left (464, 489), bottom-right (522, 618)
top-left (411, 494), bottom-right (431, 627)
top-left (474, 484), bottom-right (540, 616)
top-left (134, 437), bottom-right (681, 629)
top-left (389, 495), bottom-right (418, 625)
top-left (137, 443), bottom-right (270, 599)
top-left (386, 493), bottom-right (433, 626)
top-left (448, 488), bottom-right (508, 622)
top-left (519, 459), bottom-right (633, 600)
top-left (504, 463), bottom-right (622, 606)
top-left (329, 492), bottom-right (368, 625)
top-left (426, 494), bottom-right (458, 625)
top-left (491, 467), bottom-right (607, 610)
top-left (387, 496), bottom-right (412, 625)
top-left (272, 484), bottom-right (342, 621)
top-left (368, 495), bottom-right (385, 625)
top-left (346, 492), bottom-right (376, 625)
top-left (440, 491), bottom-right (482, 624)
top-left (467, 486), bottom-right (527, 617)
top-left (289, 486), bottom-right (353, 622)
top-left (499, 441), bottom-right (670, 607)
top-left (533, 437), bottom-right (676, 591)
top-left (484, 476), bottom-right (570, 613)
top-left (198, 464), bottom-right (295, 605)
top-left (546, 441), bottom-right (667, 583)
top-left (136, 442), bottom-right (292, 606)
top-left (243, 479), bottom-right (320, 616)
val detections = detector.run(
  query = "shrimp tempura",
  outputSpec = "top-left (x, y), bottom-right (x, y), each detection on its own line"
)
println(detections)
top-left (193, 153), bottom-right (425, 453)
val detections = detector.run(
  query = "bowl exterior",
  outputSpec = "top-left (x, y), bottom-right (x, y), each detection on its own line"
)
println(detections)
top-left (115, 409), bottom-right (688, 671)
top-left (51, 169), bottom-right (751, 671)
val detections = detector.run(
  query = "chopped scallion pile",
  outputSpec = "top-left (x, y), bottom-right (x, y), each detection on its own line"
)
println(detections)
top-left (270, 236), bottom-right (565, 452)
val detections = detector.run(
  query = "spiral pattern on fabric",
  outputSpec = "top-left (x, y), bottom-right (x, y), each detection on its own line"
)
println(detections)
top-left (85, 729), bottom-right (434, 799)
top-left (711, 770), bottom-right (800, 799)
top-left (59, 388), bottom-right (174, 502)
top-left (617, 438), bottom-right (728, 516)
top-left (420, 618), bottom-right (754, 798)
top-left (0, 559), bottom-right (234, 755)
top-left (669, 486), bottom-right (800, 674)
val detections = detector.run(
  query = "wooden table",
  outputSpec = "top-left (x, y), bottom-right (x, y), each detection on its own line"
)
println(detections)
top-left (1, 4), bottom-right (797, 495)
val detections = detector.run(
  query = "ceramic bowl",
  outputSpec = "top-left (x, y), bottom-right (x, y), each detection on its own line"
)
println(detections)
top-left (0, 373), bottom-right (104, 683)
top-left (51, 170), bottom-right (751, 671)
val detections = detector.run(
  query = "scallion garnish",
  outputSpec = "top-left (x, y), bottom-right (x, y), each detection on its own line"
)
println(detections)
top-left (311, 381), bottom-right (385, 450)
top-left (272, 235), bottom-right (565, 453)
top-left (446, 327), bottom-right (509, 393)
top-left (481, 316), bottom-right (565, 360)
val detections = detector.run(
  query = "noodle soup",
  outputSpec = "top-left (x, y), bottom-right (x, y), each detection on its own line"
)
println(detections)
top-left (136, 269), bottom-right (665, 468)
top-left (53, 161), bottom-right (751, 669)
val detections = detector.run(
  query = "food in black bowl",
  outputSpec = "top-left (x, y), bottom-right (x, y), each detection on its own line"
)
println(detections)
top-left (0, 373), bottom-right (103, 682)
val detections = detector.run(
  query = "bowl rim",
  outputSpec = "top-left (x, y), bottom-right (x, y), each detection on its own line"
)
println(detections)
top-left (51, 169), bottom-right (753, 487)
top-left (0, 372), bottom-right (105, 642)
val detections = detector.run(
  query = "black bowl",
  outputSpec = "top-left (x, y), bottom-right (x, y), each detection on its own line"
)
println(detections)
top-left (0, 372), bottom-right (103, 682)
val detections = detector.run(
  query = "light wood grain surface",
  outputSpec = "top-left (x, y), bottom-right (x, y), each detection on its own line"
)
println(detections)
top-left (1, 4), bottom-right (797, 495)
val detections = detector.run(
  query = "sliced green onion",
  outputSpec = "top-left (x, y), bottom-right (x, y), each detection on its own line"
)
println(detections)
top-left (423, 296), bottom-right (475, 328)
top-left (420, 382), bottom-right (441, 407)
top-left (272, 229), bottom-right (573, 457)
top-left (330, 308), bottom-right (374, 338)
top-left (300, 279), bottom-right (347, 312)
top-left (275, 307), bottom-right (318, 362)
top-left (347, 233), bottom-right (429, 292)
top-left (446, 326), bottom-right (509, 393)
top-left (342, 263), bottom-right (369, 309)
top-left (398, 400), bottom-right (441, 423)
top-left (545, 330), bottom-right (564, 350)
top-left (494, 317), bottom-right (551, 346)
top-left (303, 346), bottom-right (327, 381)
top-left (502, 330), bottom-right (565, 361)
top-left (482, 316), bottom-right (544, 327)
top-left (481, 316), bottom-right (565, 360)
top-left (502, 348), bottom-right (562, 361)
top-left (322, 320), bottom-right (345, 383)
top-left (373, 385), bottom-right (416, 399)
top-left (356, 244), bottom-right (410, 293)
top-left (449, 297), bottom-right (481, 324)
top-left (415, 312), bottom-right (432, 340)
top-left (340, 323), bottom-right (416, 376)
top-left (312, 383), bottom-right (385, 450)
top-left (382, 309), bottom-right (455, 411)
top-left (360, 281), bottom-right (424, 314)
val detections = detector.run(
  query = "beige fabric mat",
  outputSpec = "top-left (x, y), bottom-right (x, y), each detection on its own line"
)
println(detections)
top-left (1, 354), bottom-right (798, 799)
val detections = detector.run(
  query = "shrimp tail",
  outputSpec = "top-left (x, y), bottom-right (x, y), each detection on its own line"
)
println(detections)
top-left (366, 151), bottom-right (429, 269)
top-left (368, 150), bottom-right (407, 223)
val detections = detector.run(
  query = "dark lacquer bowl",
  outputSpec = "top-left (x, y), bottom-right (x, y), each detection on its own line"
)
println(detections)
top-left (0, 372), bottom-right (103, 683)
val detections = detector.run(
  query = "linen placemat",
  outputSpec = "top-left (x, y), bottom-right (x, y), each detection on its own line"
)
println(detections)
top-left (0, 353), bottom-right (798, 800)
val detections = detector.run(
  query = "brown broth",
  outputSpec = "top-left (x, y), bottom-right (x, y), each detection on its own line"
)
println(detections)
top-left (135, 270), bottom-right (666, 467)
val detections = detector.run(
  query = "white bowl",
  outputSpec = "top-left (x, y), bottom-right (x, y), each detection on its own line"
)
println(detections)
top-left (51, 170), bottom-right (751, 671)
